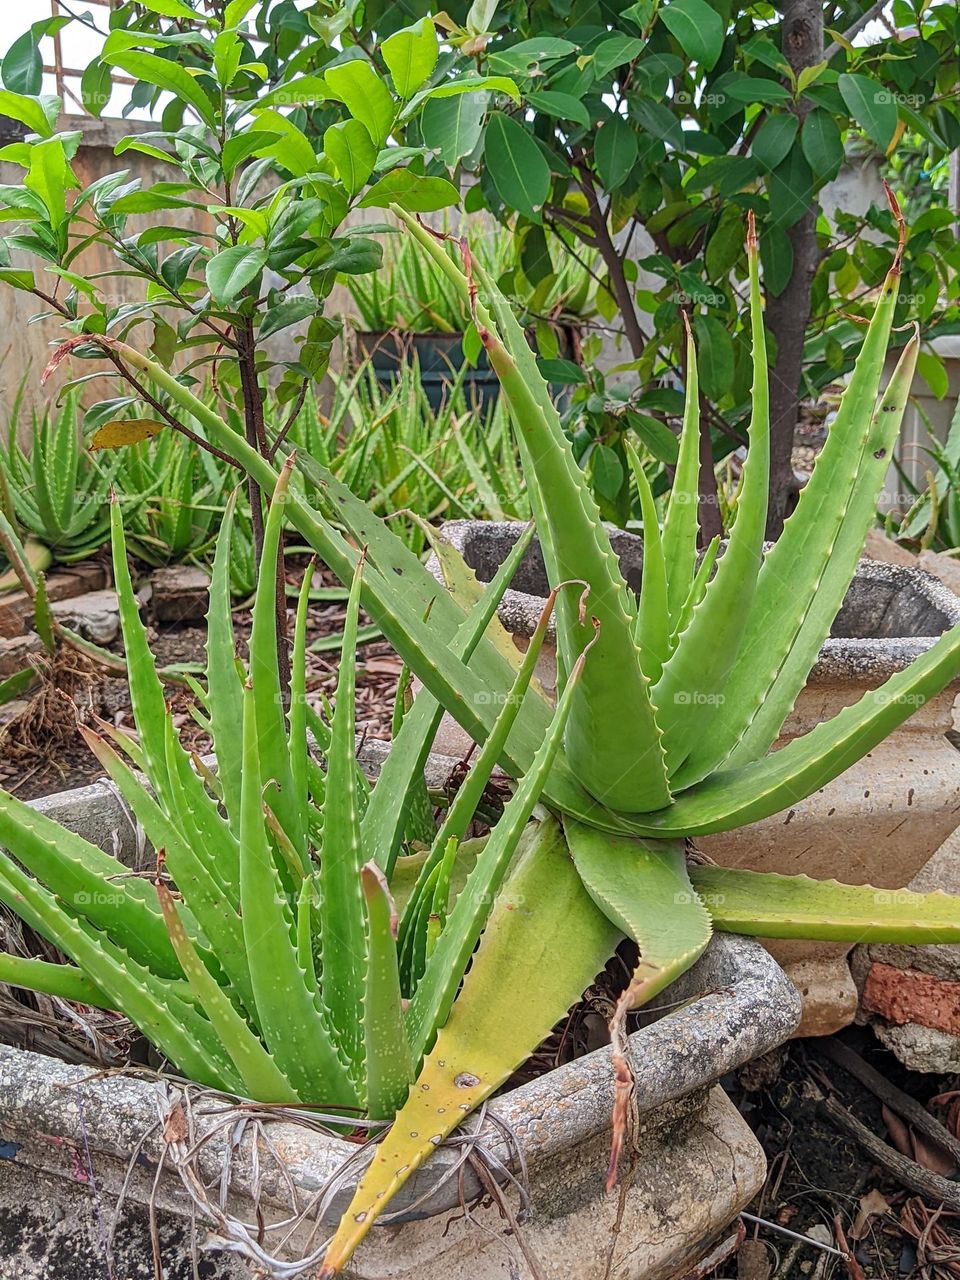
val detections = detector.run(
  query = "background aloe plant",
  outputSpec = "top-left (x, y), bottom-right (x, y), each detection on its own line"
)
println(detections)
top-left (0, 392), bottom-right (139, 565)
top-left (29, 200), bottom-right (960, 1275)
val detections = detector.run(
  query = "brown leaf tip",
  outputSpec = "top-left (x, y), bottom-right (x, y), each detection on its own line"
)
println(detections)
top-left (746, 209), bottom-right (758, 253)
top-left (882, 179), bottom-right (906, 271)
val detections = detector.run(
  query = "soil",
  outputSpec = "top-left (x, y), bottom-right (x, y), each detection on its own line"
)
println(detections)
top-left (729, 1033), bottom-right (960, 1278)
top-left (0, 558), bottom-right (401, 801)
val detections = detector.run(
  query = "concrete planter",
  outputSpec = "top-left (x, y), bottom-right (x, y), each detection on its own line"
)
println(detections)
top-left (431, 521), bottom-right (960, 1039)
top-left (0, 771), bottom-right (800, 1279)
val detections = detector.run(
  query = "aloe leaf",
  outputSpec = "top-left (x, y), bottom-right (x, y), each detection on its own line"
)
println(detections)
top-left (0, 666), bottom-right (36, 706)
top-left (110, 500), bottom-right (173, 805)
top-left (389, 839), bottom-right (483, 918)
top-left (625, 441), bottom-right (670, 681)
top-left (0, 857), bottom-right (239, 1092)
top-left (288, 555), bottom-right (314, 845)
top-left (157, 714), bottom-right (243, 913)
top-left (725, 330), bottom-right (922, 769)
top-left (317, 816), bottom-right (621, 1278)
top-left (661, 316), bottom-right (702, 626)
top-left (419, 516), bottom-right (547, 692)
top-left (205, 489), bottom-right (244, 831)
top-left (565, 823), bottom-right (711, 1003)
top-left (157, 881), bottom-right (300, 1102)
top-left (564, 818), bottom-right (712, 1188)
top-left (33, 572), bottom-right (55, 654)
top-left (476, 308), bottom-right (672, 813)
top-left (691, 865), bottom-right (960, 943)
top-left (653, 216), bottom-right (769, 777)
top-left (681, 243), bottom-right (911, 783)
top-left (0, 787), bottom-right (179, 978)
top-left (248, 458), bottom-right (303, 862)
top-left (361, 520), bottom-right (536, 874)
top-left (360, 862), bottom-right (413, 1120)
top-left (79, 726), bottom-right (253, 1012)
top-left (405, 625), bottom-right (593, 1062)
top-left (670, 534), bottom-right (720, 650)
top-left (239, 681), bottom-right (358, 1108)
top-left (317, 556), bottom-right (368, 1076)
top-left (398, 577), bottom-right (565, 961)
top-left (0, 951), bottom-right (113, 1009)
top-left (390, 665), bottom-right (435, 847)
top-left (635, 616), bottom-right (960, 836)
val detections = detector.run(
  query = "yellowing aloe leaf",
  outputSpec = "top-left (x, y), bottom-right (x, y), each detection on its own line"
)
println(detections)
top-left (692, 865), bottom-right (960, 943)
top-left (318, 817), bottom-right (621, 1276)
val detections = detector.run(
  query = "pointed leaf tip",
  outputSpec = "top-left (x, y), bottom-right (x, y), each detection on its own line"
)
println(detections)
top-left (882, 179), bottom-right (906, 268)
top-left (746, 208), bottom-right (757, 252)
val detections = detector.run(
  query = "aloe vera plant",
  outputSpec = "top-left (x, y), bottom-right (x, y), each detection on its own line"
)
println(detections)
top-left (115, 429), bottom-right (230, 566)
top-left (0, 392), bottom-right (136, 564)
top-left (0, 457), bottom-right (583, 1125)
top-left (32, 198), bottom-right (960, 1275)
top-left (285, 360), bottom-right (528, 547)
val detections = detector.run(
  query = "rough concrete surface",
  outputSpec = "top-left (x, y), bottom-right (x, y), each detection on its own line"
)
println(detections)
top-left (0, 928), bottom-right (798, 1279)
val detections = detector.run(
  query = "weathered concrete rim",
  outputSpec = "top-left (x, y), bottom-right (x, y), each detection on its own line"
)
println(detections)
top-left (0, 934), bottom-right (799, 1228)
top-left (7, 775), bottom-right (801, 1229)
top-left (432, 520), bottom-right (960, 685)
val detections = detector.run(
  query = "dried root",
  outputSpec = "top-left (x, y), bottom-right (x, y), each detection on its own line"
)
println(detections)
top-left (0, 645), bottom-right (97, 761)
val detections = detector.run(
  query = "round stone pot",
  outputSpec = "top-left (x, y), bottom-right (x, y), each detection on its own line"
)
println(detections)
top-left (429, 520), bottom-right (960, 1039)
top-left (0, 768), bottom-right (800, 1279)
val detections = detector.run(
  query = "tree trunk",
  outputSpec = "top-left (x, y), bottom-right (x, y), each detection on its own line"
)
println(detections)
top-left (764, 0), bottom-right (824, 538)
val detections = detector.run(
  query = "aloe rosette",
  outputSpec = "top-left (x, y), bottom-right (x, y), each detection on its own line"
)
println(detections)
top-left (21, 197), bottom-right (960, 1274)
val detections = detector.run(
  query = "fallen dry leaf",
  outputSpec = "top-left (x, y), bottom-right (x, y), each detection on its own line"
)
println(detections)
top-left (850, 1188), bottom-right (892, 1241)
top-left (834, 1215), bottom-right (867, 1280)
top-left (162, 1101), bottom-right (188, 1144)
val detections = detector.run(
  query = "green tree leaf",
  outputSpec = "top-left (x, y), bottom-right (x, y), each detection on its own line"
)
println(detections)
top-left (205, 245), bottom-right (268, 304)
top-left (659, 0), bottom-right (725, 70)
top-left (324, 60), bottom-right (395, 147)
top-left (838, 72), bottom-right (898, 149)
top-left (751, 113), bottom-right (799, 171)
top-left (80, 60), bottom-right (113, 119)
top-left (422, 90), bottom-right (488, 162)
top-left (595, 114), bottom-right (638, 191)
top-left (103, 50), bottom-right (218, 128)
top-left (916, 349), bottom-right (948, 399)
top-left (324, 119), bottom-right (376, 195)
top-left (526, 90), bottom-right (590, 128)
top-left (381, 17), bottom-right (439, 99)
top-left (801, 108), bottom-right (844, 179)
top-left (0, 89), bottom-right (56, 138)
top-left (759, 223), bottom-right (794, 298)
top-left (358, 169), bottom-right (460, 212)
top-left (591, 443), bottom-right (624, 500)
top-left (258, 296), bottom-right (317, 340)
top-left (483, 112), bottom-right (550, 220)
top-left (692, 314), bottom-right (734, 401)
top-left (139, 0), bottom-right (198, 15)
top-left (768, 146), bottom-right (814, 229)
top-left (592, 34), bottom-right (645, 78)
top-left (705, 206), bottom-right (743, 279)
top-left (2, 30), bottom-right (43, 96)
